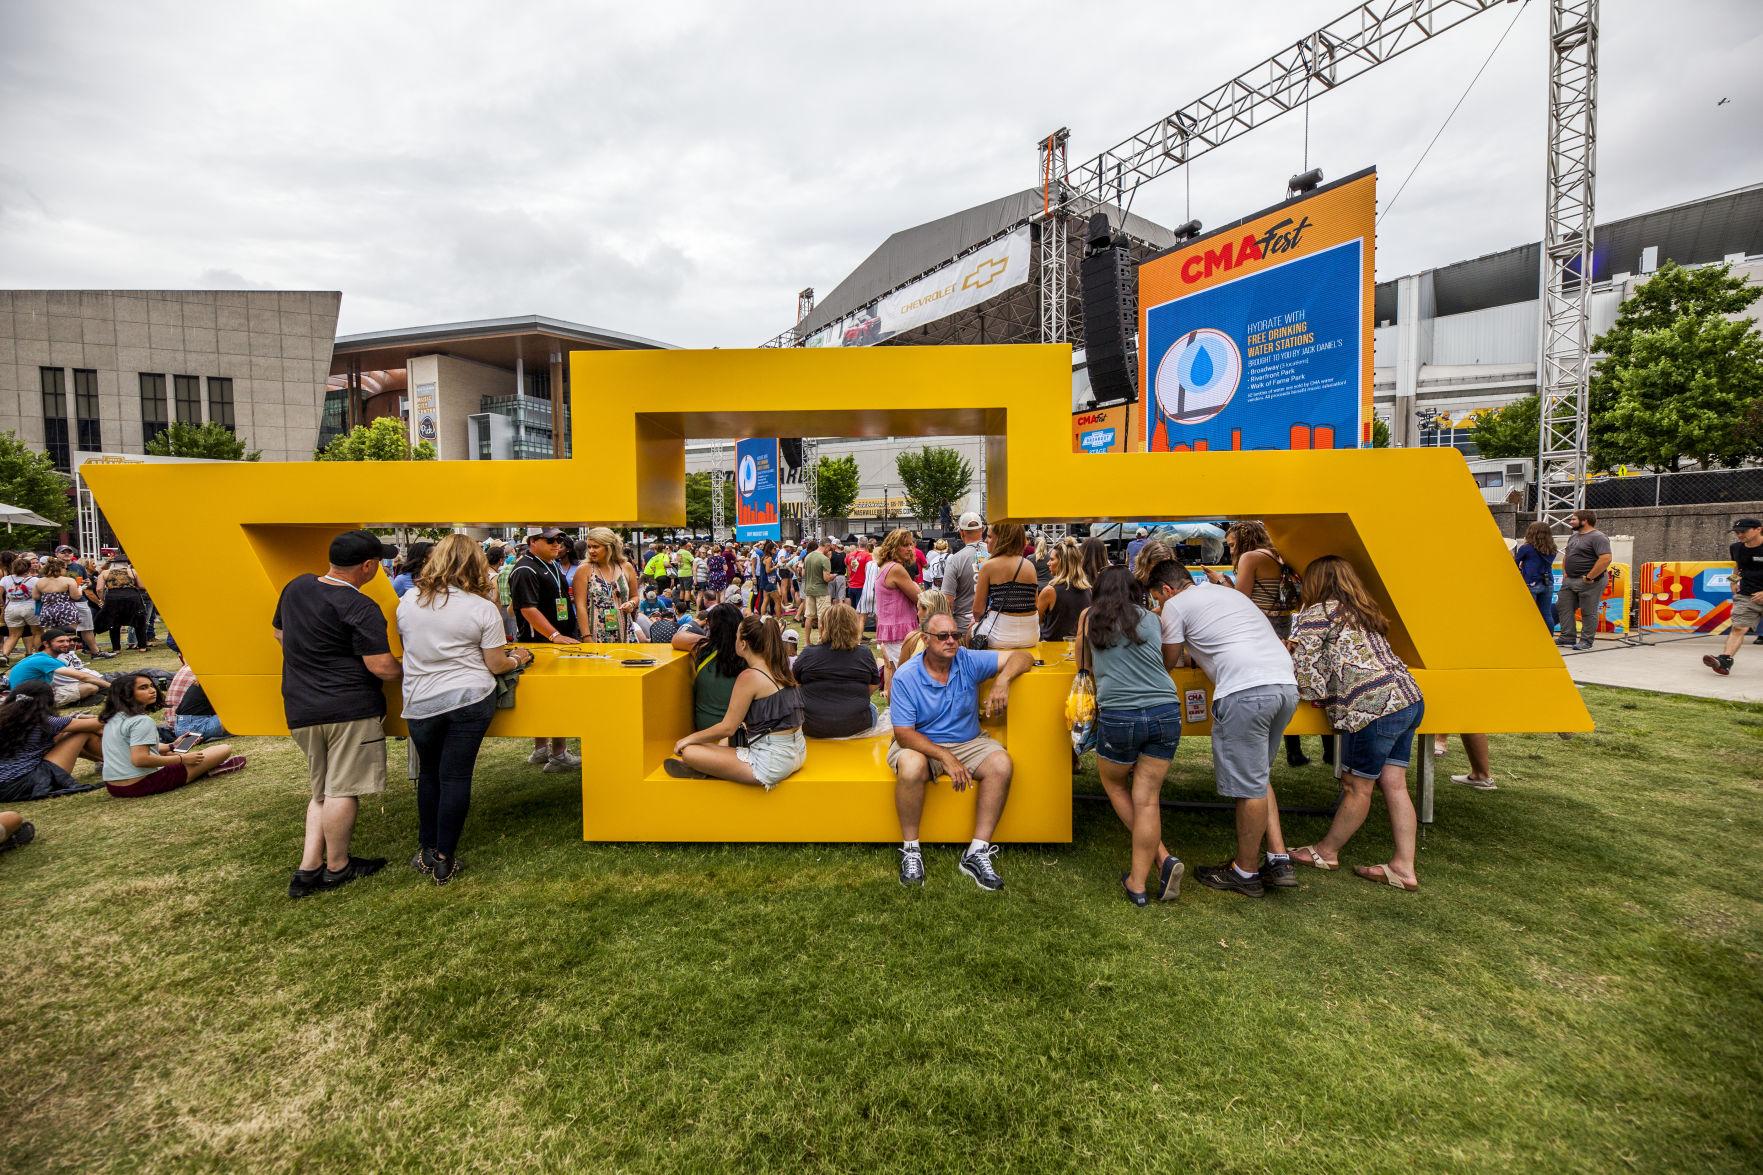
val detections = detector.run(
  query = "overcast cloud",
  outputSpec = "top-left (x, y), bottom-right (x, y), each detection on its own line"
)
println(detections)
top-left (1, 0), bottom-right (1759, 346)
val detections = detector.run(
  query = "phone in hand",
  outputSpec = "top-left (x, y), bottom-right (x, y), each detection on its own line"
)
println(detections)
top-left (170, 731), bottom-right (203, 753)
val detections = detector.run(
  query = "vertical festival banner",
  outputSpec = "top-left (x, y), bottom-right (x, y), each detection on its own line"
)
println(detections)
top-left (735, 437), bottom-right (781, 542)
top-left (1138, 169), bottom-right (1376, 452)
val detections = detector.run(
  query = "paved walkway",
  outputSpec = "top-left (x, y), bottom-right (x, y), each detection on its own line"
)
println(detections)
top-left (1565, 632), bottom-right (1763, 703)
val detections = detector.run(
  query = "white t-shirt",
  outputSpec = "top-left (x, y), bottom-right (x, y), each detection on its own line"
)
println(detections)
top-left (1158, 582), bottom-right (1296, 701)
top-left (396, 587), bottom-right (506, 720)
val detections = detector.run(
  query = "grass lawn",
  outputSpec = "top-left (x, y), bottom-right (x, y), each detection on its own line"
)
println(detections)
top-left (3, 651), bottom-right (1760, 1172)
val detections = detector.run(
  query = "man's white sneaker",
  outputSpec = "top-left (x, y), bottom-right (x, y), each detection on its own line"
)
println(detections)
top-left (527, 748), bottom-right (553, 766)
top-left (543, 750), bottom-right (582, 772)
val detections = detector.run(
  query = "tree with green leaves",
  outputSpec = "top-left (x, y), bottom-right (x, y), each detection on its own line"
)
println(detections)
top-left (685, 471), bottom-right (736, 532)
top-left (146, 421), bottom-right (261, 461)
top-left (1471, 394), bottom-right (1540, 460)
top-left (811, 455), bottom-right (860, 521)
top-left (895, 445), bottom-right (972, 530)
top-left (1588, 261), bottom-right (1763, 471)
top-left (0, 430), bottom-right (74, 550)
top-left (316, 416), bottom-right (436, 462)
top-left (1369, 417), bottom-right (1391, 449)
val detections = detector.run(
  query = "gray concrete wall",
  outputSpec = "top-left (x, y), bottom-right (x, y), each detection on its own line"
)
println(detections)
top-left (1513, 501), bottom-right (1762, 568)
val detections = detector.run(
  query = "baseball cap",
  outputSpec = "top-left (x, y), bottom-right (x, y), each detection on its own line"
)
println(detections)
top-left (328, 529), bottom-right (384, 567)
top-left (55, 544), bottom-right (74, 555)
top-left (529, 527), bottom-right (567, 542)
top-left (782, 629), bottom-right (800, 645)
top-left (1734, 518), bottom-right (1761, 531)
top-left (40, 627), bottom-right (74, 642)
top-left (1135, 527), bottom-right (1149, 537)
top-left (957, 511), bottom-right (983, 531)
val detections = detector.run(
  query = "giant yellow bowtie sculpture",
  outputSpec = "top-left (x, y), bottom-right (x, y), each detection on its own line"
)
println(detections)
top-left (85, 345), bottom-right (1590, 842)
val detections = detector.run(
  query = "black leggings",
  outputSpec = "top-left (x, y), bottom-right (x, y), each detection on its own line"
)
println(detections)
top-left (98, 591), bottom-right (147, 652)
top-left (406, 693), bottom-right (497, 859)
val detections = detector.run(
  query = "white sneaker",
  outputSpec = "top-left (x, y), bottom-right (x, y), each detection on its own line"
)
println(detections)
top-left (543, 750), bottom-right (582, 772)
top-left (527, 747), bottom-right (552, 766)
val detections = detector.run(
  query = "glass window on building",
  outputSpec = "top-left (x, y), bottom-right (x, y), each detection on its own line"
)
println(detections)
top-left (140, 373), bottom-right (168, 446)
top-left (40, 367), bottom-right (70, 472)
top-left (173, 374), bottom-right (202, 425)
top-left (207, 377), bottom-right (235, 430)
top-left (72, 368), bottom-right (102, 453)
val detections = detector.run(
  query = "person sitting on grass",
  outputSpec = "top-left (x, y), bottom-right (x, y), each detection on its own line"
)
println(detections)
top-left (7, 628), bottom-right (108, 708)
top-left (1285, 556), bottom-right (1425, 892)
top-left (0, 680), bottom-right (104, 802)
top-left (666, 615), bottom-right (805, 789)
top-left (100, 671), bottom-right (244, 799)
top-left (165, 656), bottom-right (228, 742)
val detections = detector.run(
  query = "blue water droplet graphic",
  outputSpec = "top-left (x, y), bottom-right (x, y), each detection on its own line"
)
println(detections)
top-left (1190, 344), bottom-right (1214, 386)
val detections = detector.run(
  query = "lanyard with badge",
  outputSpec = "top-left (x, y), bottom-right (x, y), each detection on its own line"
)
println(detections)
top-left (544, 560), bottom-right (569, 622)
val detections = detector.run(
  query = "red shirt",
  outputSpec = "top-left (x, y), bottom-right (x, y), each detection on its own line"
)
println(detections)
top-left (847, 549), bottom-right (872, 588)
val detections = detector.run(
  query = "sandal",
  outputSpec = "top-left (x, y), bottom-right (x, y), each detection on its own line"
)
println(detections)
top-left (1353, 863), bottom-right (1419, 892)
top-left (1290, 845), bottom-right (1337, 870)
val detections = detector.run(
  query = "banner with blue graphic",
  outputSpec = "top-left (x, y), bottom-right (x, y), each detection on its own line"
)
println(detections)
top-left (1144, 239), bottom-right (1362, 452)
top-left (735, 438), bottom-right (781, 542)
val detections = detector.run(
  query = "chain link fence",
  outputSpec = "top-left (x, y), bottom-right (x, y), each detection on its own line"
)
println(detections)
top-left (1585, 467), bottom-right (1763, 510)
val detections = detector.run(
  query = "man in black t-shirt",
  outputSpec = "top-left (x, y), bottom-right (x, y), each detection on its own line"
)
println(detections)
top-left (1705, 518), bottom-right (1763, 676)
top-left (506, 528), bottom-right (582, 771)
top-left (276, 530), bottom-right (403, 898)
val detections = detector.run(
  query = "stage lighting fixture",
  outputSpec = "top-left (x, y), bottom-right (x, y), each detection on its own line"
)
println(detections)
top-left (1288, 168), bottom-right (1324, 197)
top-left (1171, 219), bottom-right (1203, 243)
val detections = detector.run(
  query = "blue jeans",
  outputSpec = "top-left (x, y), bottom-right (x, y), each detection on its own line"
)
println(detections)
top-left (406, 693), bottom-right (497, 858)
top-left (1096, 701), bottom-right (1183, 766)
top-left (1531, 587), bottom-right (1553, 630)
top-left (1339, 699), bottom-right (1425, 779)
top-left (173, 714), bottom-right (228, 741)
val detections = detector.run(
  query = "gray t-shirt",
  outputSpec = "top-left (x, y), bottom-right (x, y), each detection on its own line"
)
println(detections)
top-left (101, 713), bottom-right (160, 782)
top-left (941, 542), bottom-right (987, 629)
top-left (1562, 529), bottom-right (1611, 578)
top-left (1091, 608), bottom-right (1181, 711)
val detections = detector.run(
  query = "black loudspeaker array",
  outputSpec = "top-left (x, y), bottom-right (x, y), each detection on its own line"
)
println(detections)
top-left (1079, 216), bottom-right (1138, 405)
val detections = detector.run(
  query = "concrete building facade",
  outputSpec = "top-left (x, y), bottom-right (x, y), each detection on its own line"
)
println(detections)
top-left (0, 289), bottom-right (340, 465)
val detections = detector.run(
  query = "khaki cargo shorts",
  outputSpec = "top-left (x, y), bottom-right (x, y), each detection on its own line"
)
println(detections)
top-left (1734, 594), bottom-right (1763, 632)
top-left (887, 734), bottom-right (1008, 781)
top-left (291, 716), bottom-right (387, 799)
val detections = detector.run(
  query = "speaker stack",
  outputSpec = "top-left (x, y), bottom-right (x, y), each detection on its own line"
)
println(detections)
top-left (1079, 213), bottom-right (1138, 405)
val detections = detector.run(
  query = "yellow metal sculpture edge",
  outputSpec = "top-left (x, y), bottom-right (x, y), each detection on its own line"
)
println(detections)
top-left (83, 344), bottom-right (1592, 843)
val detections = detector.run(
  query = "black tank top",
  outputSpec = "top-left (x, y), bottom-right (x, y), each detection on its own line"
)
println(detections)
top-left (1041, 582), bottom-right (1090, 640)
top-left (986, 558), bottom-right (1039, 616)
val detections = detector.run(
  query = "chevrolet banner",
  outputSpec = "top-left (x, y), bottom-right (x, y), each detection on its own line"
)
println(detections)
top-left (804, 225), bottom-right (1032, 348)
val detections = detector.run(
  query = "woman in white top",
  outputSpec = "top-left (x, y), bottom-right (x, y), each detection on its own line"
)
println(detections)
top-left (396, 534), bottom-right (533, 884)
top-left (1, 553), bottom-right (40, 660)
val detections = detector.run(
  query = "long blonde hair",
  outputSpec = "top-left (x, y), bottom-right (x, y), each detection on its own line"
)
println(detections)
top-left (415, 534), bottom-right (494, 606)
top-left (583, 526), bottom-right (627, 568)
top-left (1299, 555), bottom-right (1388, 635)
top-left (1049, 537), bottom-right (1090, 591)
top-left (875, 528), bottom-right (916, 569)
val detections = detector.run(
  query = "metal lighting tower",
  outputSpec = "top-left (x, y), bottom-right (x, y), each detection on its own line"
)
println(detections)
top-left (710, 464), bottom-right (728, 541)
top-left (1535, 0), bottom-right (1598, 528)
top-left (1038, 129), bottom-right (1070, 344)
top-left (800, 437), bottom-right (821, 539)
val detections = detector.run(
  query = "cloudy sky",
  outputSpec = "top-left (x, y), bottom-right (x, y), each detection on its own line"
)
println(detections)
top-left (1, 0), bottom-right (1758, 346)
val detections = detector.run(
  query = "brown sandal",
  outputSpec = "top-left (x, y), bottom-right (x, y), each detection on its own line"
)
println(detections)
top-left (1354, 863), bottom-right (1419, 892)
top-left (1290, 845), bottom-right (1337, 870)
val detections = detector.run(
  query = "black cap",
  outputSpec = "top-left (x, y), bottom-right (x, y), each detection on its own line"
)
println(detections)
top-left (40, 627), bottom-right (75, 642)
top-left (530, 527), bottom-right (567, 542)
top-left (328, 529), bottom-right (384, 567)
top-left (1735, 518), bottom-right (1762, 532)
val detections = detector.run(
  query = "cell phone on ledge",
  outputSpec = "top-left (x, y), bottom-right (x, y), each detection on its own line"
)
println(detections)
top-left (620, 658), bottom-right (657, 667)
top-left (170, 732), bottom-right (202, 753)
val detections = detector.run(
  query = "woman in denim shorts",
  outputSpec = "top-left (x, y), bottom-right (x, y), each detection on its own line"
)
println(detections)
top-left (1078, 566), bottom-right (1186, 906)
top-left (1287, 556), bottom-right (1425, 891)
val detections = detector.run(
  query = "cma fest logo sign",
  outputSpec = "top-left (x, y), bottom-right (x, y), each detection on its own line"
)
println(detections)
top-left (1177, 215), bottom-right (1312, 285)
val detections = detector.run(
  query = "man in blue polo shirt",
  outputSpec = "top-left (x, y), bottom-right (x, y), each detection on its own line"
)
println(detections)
top-left (887, 612), bottom-right (1034, 890)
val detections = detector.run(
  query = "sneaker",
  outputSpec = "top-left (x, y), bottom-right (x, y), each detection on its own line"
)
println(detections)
top-left (1195, 863), bottom-right (1265, 898)
top-left (430, 852), bottom-right (460, 885)
top-left (957, 844), bottom-right (1005, 892)
top-left (0, 820), bottom-right (36, 852)
top-left (1286, 752), bottom-right (1312, 768)
top-left (1260, 856), bottom-right (1299, 889)
top-left (897, 844), bottom-right (925, 886)
top-left (1451, 773), bottom-right (1498, 791)
top-left (527, 747), bottom-right (553, 765)
top-left (317, 855), bottom-right (387, 891)
top-left (1158, 854), bottom-right (1184, 902)
top-left (207, 755), bottom-right (247, 778)
top-left (663, 758), bottom-right (709, 780)
top-left (288, 867), bottom-right (324, 899)
top-left (1704, 654), bottom-right (1733, 677)
top-left (1574, 640), bottom-right (1594, 651)
top-left (543, 750), bottom-right (581, 773)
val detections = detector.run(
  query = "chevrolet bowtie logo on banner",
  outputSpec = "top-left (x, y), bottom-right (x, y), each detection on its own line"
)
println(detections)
top-left (804, 225), bottom-right (1031, 348)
